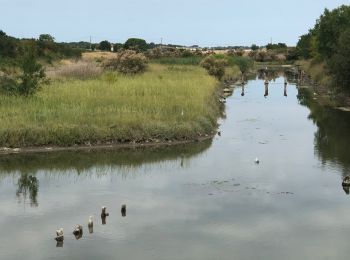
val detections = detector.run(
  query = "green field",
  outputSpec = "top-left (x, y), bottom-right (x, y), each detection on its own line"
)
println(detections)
top-left (0, 64), bottom-right (223, 147)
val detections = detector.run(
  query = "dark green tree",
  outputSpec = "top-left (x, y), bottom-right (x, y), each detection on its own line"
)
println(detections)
top-left (99, 40), bottom-right (112, 51)
top-left (124, 38), bottom-right (148, 52)
top-left (251, 44), bottom-right (259, 51)
top-left (113, 43), bottom-right (123, 52)
top-left (39, 34), bottom-right (55, 42)
top-left (0, 30), bottom-right (17, 57)
top-left (316, 5), bottom-right (350, 59)
top-left (329, 29), bottom-right (350, 90)
top-left (296, 32), bottom-right (314, 59)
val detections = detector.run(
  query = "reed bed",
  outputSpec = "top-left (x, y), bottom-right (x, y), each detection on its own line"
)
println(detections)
top-left (46, 61), bottom-right (103, 80)
top-left (0, 64), bottom-right (220, 147)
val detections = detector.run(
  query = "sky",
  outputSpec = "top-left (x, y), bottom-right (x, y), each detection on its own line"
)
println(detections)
top-left (0, 0), bottom-right (349, 46)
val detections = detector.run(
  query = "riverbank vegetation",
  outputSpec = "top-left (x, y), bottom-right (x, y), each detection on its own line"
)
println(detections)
top-left (0, 64), bottom-right (222, 147)
top-left (296, 5), bottom-right (350, 94)
top-left (0, 30), bottom-right (252, 148)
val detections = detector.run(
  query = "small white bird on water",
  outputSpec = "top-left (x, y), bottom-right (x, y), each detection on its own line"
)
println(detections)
top-left (255, 157), bottom-right (260, 164)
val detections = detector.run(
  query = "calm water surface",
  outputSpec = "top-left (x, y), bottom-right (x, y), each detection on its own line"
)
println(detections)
top-left (1, 74), bottom-right (350, 260)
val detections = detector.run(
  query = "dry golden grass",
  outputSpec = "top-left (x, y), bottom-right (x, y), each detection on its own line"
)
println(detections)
top-left (82, 51), bottom-right (119, 62)
top-left (46, 61), bottom-right (103, 80)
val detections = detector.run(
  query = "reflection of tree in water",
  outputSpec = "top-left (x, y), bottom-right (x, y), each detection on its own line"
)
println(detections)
top-left (297, 88), bottom-right (350, 176)
top-left (16, 174), bottom-right (39, 207)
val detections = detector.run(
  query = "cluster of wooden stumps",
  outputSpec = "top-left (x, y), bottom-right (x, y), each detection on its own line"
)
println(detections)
top-left (261, 71), bottom-right (288, 98)
top-left (54, 204), bottom-right (126, 247)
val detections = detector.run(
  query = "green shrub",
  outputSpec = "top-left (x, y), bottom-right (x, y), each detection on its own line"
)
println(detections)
top-left (18, 45), bottom-right (46, 96)
top-left (104, 50), bottom-right (148, 74)
top-left (233, 56), bottom-right (254, 74)
top-left (200, 55), bottom-right (227, 80)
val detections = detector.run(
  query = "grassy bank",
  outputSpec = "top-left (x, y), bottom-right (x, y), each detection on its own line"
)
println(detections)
top-left (296, 59), bottom-right (332, 87)
top-left (0, 64), bottom-right (223, 147)
top-left (296, 59), bottom-right (350, 108)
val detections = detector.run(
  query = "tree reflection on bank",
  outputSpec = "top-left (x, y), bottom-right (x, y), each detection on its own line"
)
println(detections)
top-left (16, 174), bottom-right (39, 207)
top-left (297, 88), bottom-right (350, 176)
top-left (0, 141), bottom-right (212, 204)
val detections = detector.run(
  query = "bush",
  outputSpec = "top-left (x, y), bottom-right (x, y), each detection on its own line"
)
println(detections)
top-left (104, 50), bottom-right (148, 74)
top-left (18, 45), bottom-right (46, 96)
top-left (200, 55), bottom-right (227, 80)
top-left (233, 56), bottom-right (254, 74)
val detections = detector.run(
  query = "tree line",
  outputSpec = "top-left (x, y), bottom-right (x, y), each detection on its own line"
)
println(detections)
top-left (297, 5), bottom-right (350, 90)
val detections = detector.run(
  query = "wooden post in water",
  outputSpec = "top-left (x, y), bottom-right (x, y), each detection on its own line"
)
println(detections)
top-left (284, 79), bottom-right (288, 97)
top-left (264, 80), bottom-right (269, 97)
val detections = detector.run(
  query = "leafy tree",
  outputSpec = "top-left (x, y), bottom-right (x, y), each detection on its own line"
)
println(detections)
top-left (0, 30), bottom-right (17, 58)
top-left (234, 56), bottom-right (253, 75)
top-left (148, 42), bottom-right (156, 49)
top-left (315, 5), bottom-right (350, 59)
top-left (286, 47), bottom-right (299, 61)
top-left (124, 38), bottom-right (148, 52)
top-left (297, 33), bottom-right (314, 59)
top-left (113, 43), bottom-right (123, 52)
top-left (99, 40), bottom-right (112, 51)
top-left (39, 34), bottom-right (55, 42)
top-left (251, 44), bottom-right (259, 51)
top-left (266, 43), bottom-right (287, 50)
top-left (18, 44), bottom-right (45, 96)
top-left (329, 29), bottom-right (350, 90)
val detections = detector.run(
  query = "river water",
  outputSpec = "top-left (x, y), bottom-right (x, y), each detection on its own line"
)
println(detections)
top-left (1, 73), bottom-right (350, 260)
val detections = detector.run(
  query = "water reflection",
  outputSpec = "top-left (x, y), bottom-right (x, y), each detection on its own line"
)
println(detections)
top-left (297, 88), bottom-right (350, 176)
top-left (264, 80), bottom-right (269, 97)
top-left (88, 225), bottom-right (94, 234)
top-left (2, 72), bottom-right (350, 260)
top-left (241, 84), bottom-right (245, 96)
top-left (284, 81), bottom-right (288, 97)
top-left (16, 174), bottom-right (39, 207)
top-left (0, 141), bottom-right (212, 176)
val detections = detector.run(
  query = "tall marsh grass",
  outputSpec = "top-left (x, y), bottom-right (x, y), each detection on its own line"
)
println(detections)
top-left (0, 64), bottom-right (219, 147)
top-left (154, 57), bottom-right (203, 65)
top-left (46, 61), bottom-right (103, 80)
